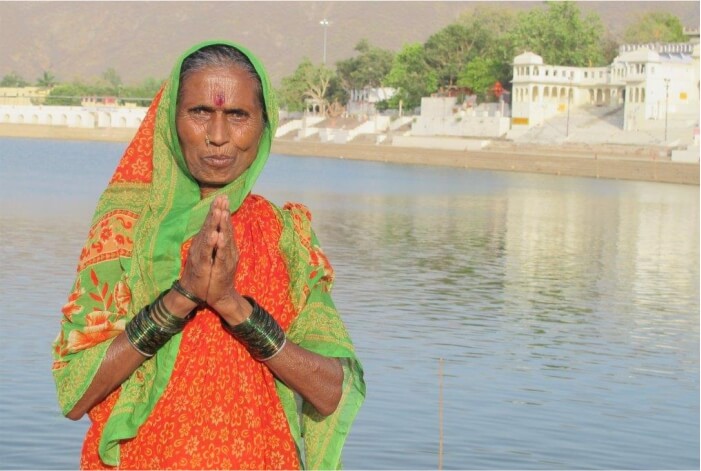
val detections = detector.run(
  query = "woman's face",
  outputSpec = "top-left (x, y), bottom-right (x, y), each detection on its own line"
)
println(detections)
top-left (176, 65), bottom-right (265, 197)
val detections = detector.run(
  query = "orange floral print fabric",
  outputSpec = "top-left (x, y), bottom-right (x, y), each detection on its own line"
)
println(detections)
top-left (79, 195), bottom-right (299, 470)
top-left (108, 88), bottom-right (161, 185)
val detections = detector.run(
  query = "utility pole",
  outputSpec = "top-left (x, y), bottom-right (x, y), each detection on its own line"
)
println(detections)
top-left (664, 78), bottom-right (670, 142)
top-left (320, 18), bottom-right (330, 65)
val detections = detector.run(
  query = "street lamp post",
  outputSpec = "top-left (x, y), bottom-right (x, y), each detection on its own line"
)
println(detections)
top-left (320, 18), bottom-right (330, 65)
top-left (566, 75), bottom-right (573, 137)
top-left (664, 78), bottom-right (670, 142)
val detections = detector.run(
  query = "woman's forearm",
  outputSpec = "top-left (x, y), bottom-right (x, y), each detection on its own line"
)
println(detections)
top-left (265, 342), bottom-right (344, 417)
top-left (216, 294), bottom-right (344, 417)
top-left (66, 291), bottom-right (197, 420)
top-left (65, 333), bottom-right (146, 420)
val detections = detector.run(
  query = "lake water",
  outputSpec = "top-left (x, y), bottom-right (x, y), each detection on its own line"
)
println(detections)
top-left (0, 138), bottom-right (698, 470)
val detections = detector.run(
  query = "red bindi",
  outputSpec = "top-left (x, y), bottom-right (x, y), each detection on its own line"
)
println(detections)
top-left (214, 93), bottom-right (225, 107)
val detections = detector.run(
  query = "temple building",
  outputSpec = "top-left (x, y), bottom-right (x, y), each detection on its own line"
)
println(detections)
top-left (510, 42), bottom-right (700, 137)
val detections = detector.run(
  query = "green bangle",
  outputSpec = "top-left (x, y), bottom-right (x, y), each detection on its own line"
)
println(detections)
top-left (125, 304), bottom-right (173, 357)
top-left (171, 280), bottom-right (206, 307)
top-left (221, 296), bottom-right (287, 362)
top-left (125, 292), bottom-right (195, 357)
top-left (150, 292), bottom-right (195, 333)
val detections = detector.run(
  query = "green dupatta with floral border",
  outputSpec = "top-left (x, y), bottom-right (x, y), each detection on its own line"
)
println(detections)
top-left (52, 40), bottom-right (365, 469)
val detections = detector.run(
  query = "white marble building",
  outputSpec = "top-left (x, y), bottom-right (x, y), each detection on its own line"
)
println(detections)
top-left (346, 87), bottom-right (396, 116)
top-left (511, 43), bottom-right (700, 134)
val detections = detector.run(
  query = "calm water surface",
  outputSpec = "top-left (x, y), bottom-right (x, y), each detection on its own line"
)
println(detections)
top-left (0, 138), bottom-right (698, 469)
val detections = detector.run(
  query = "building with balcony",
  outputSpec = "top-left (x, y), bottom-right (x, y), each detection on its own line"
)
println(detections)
top-left (511, 42), bottom-right (699, 135)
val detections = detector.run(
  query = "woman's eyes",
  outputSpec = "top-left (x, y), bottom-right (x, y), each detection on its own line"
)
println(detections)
top-left (189, 107), bottom-right (210, 118)
top-left (189, 108), bottom-right (248, 121)
top-left (227, 111), bottom-right (250, 122)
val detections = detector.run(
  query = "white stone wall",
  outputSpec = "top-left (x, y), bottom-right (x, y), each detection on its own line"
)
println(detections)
top-left (624, 53), bottom-right (698, 131)
top-left (0, 105), bottom-right (146, 128)
top-left (412, 97), bottom-right (511, 138)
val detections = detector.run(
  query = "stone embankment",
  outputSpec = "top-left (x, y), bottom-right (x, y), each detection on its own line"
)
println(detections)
top-left (272, 139), bottom-right (699, 186)
top-left (1, 123), bottom-right (698, 185)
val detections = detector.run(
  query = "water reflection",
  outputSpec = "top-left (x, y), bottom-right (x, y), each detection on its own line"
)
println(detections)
top-left (0, 139), bottom-right (698, 470)
top-left (290, 171), bottom-right (699, 469)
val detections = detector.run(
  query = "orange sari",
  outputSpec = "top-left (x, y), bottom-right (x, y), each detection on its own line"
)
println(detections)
top-left (80, 196), bottom-right (301, 470)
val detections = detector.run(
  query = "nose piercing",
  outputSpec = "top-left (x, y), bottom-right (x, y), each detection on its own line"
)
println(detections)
top-left (205, 134), bottom-right (210, 146)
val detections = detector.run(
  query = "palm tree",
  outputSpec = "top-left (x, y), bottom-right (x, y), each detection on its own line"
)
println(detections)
top-left (36, 71), bottom-right (57, 89)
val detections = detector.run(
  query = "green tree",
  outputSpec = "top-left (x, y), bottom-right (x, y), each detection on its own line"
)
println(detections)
top-left (600, 35), bottom-right (620, 65)
top-left (423, 23), bottom-right (474, 87)
top-left (278, 59), bottom-right (335, 113)
top-left (384, 43), bottom-right (438, 111)
top-left (509, 1), bottom-right (608, 67)
top-left (457, 57), bottom-right (502, 100)
top-left (325, 74), bottom-right (348, 107)
top-left (36, 71), bottom-right (57, 89)
top-left (423, 6), bottom-right (517, 89)
top-left (456, 6), bottom-right (518, 94)
top-left (102, 67), bottom-right (122, 96)
top-left (1, 71), bottom-right (29, 87)
top-left (623, 12), bottom-right (686, 43)
top-left (277, 71), bottom-right (307, 112)
top-left (45, 81), bottom-right (95, 105)
top-left (121, 77), bottom-right (164, 106)
top-left (335, 39), bottom-right (394, 95)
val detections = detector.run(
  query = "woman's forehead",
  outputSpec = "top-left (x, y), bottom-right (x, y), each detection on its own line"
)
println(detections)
top-left (180, 66), bottom-right (259, 104)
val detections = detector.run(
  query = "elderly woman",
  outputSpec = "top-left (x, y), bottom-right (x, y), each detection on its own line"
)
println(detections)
top-left (52, 40), bottom-right (365, 470)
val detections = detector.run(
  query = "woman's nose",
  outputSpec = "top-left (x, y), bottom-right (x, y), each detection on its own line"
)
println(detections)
top-left (207, 113), bottom-right (229, 146)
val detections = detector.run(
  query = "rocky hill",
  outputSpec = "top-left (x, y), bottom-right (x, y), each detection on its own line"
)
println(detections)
top-left (1, 1), bottom-right (698, 86)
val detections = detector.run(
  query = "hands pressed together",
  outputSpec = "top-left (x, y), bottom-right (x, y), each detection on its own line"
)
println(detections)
top-left (68, 195), bottom-right (344, 420)
top-left (167, 195), bottom-right (252, 325)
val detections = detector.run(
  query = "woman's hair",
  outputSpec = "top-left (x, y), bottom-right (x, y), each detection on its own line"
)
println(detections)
top-left (178, 44), bottom-right (268, 124)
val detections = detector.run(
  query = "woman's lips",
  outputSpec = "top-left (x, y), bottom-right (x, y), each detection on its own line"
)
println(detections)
top-left (202, 154), bottom-right (234, 168)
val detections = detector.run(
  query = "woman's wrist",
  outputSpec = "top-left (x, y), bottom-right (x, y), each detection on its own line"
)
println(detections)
top-left (125, 292), bottom-right (195, 357)
top-left (217, 292), bottom-right (253, 327)
top-left (171, 279), bottom-right (206, 307)
top-left (162, 289), bottom-right (198, 318)
top-left (220, 296), bottom-right (287, 362)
